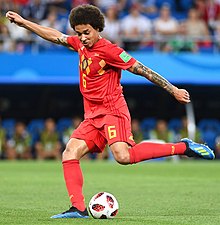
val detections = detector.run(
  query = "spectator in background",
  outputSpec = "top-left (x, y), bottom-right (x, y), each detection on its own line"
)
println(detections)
top-left (102, 5), bottom-right (121, 46)
top-left (13, 0), bottom-right (29, 5)
top-left (0, 0), bottom-right (15, 16)
top-left (212, 11), bottom-right (220, 49)
top-left (166, 8), bottom-right (210, 52)
top-left (0, 23), bottom-right (16, 52)
top-left (131, 0), bottom-right (158, 15)
top-left (0, 117), bottom-right (6, 159)
top-left (6, 121), bottom-right (32, 160)
top-left (214, 21), bottom-right (220, 49)
top-left (179, 117), bottom-right (203, 143)
top-left (194, 0), bottom-right (206, 18)
top-left (62, 116), bottom-right (82, 146)
top-left (5, 13), bottom-right (30, 52)
top-left (182, 8), bottom-right (210, 51)
top-left (131, 118), bottom-right (144, 143)
top-left (46, 0), bottom-right (68, 10)
top-left (35, 118), bottom-right (61, 160)
top-left (0, 1), bottom-right (24, 52)
top-left (204, 0), bottom-right (220, 32)
top-left (22, 0), bottom-right (47, 22)
top-left (149, 119), bottom-right (175, 142)
top-left (40, 8), bottom-right (64, 31)
top-left (71, 0), bottom-right (92, 8)
top-left (120, 3), bottom-right (152, 50)
top-left (183, 8), bottom-right (210, 40)
top-left (153, 4), bottom-right (178, 51)
top-left (0, 1), bottom-right (15, 52)
top-left (93, 0), bottom-right (121, 11)
top-left (195, 0), bottom-right (220, 32)
top-left (37, 8), bottom-right (65, 50)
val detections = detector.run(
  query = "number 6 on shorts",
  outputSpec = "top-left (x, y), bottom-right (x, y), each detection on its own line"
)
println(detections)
top-left (107, 125), bottom-right (117, 139)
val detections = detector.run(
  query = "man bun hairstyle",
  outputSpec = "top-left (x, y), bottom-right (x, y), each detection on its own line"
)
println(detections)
top-left (69, 4), bottom-right (105, 32)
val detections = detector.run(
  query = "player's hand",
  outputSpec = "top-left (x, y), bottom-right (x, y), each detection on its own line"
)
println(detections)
top-left (6, 11), bottom-right (25, 27)
top-left (173, 87), bottom-right (190, 104)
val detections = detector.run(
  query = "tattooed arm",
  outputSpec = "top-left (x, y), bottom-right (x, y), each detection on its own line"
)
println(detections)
top-left (6, 11), bottom-right (71, 48)
top-left (128, 61), bottom-right (190, 104)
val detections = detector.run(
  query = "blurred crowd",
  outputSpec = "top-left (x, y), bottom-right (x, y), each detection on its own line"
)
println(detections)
top-left (0, 116), bottom-right (220, 160)
top-left (0, 0), bottom-right (220, 52)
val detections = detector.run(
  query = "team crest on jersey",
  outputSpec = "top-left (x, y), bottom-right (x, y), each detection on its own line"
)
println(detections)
top-left (82, 59), bottom-right (88, 70)
top-left (119, 51), bottom-right (132, 63)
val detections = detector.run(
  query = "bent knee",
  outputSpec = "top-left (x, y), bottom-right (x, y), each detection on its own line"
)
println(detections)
top-left (62, 146), bottom-right (79, 160)
top-left (62, 141), bottom-right (87, 161)
top-left (113, 150), bottom-right (130, 165)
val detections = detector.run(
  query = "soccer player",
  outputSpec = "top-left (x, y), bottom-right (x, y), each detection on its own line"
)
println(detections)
top-left (6, 5), bottom-right (215, 219)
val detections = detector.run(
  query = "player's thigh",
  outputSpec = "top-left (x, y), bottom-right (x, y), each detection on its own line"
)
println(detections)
top-left (71, 119), bottom-right (107, 153)
top-left (63, 138), bottom-right (91, 161)
top-left (104, 112), bottom-right (135, 147)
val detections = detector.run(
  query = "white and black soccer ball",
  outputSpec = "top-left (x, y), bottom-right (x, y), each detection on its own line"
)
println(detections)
top-left (88, 192), bottom-right (119, 219)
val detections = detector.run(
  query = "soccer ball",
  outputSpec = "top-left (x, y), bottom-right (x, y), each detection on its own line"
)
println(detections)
top-left (88, 192), bottom-right (119, 219)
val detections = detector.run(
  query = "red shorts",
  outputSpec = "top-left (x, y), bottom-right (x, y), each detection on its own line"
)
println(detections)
top-left (70, 105), bottom-right (136, 153)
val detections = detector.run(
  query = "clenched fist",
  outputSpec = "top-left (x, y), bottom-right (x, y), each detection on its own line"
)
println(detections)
top-left (6, 11), bottom-right (25, 27)
top-left (173, 87), bottom-right (191, 104)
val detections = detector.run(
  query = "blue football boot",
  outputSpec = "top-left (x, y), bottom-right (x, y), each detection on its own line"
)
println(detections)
top-left (181, 138), bottom-right (215, 160)
top-left (51, 206), bottom-right (89, 219)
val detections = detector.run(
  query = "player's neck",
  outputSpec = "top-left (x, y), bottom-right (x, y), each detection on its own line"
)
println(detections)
top-left (92, 35), bottom-right (102, 47)
top-left (96, 35), bottom-right (102, 42)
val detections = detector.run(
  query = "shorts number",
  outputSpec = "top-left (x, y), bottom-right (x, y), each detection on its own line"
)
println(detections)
top-left (108, 126), bottom-right (117, 139)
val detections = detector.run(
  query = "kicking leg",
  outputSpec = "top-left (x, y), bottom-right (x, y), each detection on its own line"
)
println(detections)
top-left (128, 141), bottom-right (186, 164)
top-left (110, 139), bottom-right (215, 165)
top-left (110, 141), bottom-right (186, 164)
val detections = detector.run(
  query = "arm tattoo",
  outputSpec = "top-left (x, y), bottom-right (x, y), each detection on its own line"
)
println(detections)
top-left (54, 34), bottom-right (69, 47)
top-left (129, 61), bottom-right (174, 95)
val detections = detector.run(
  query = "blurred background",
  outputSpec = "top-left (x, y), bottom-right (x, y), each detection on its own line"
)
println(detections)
top-left (0, 0), bottom-right (220, 161)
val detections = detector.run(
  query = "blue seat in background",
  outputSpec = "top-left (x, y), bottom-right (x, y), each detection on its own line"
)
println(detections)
top-left (140, 118), bottom-right (156, 139)
top-left (56, 118), bottom-right (72, 135)
top-left (168, 118), bottom-right (182, 133)
top-left (2, 119), bottom-right (15, 139)
top-left (198, 119), bottom-right (220, 132)
top-left (179, 0), bottom-right (193, 11)
top-left (201, 129), bottom-right (218, 149)
top-left (198, 119), bottom-right (220, 149)
top-left (27, 119), bottom-right (44, 144)
top-left (156, 0), bottom-right (176, 10)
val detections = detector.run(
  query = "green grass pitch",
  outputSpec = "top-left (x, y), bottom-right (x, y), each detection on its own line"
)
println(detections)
top-left (0, 160), bottom-right (220, 225)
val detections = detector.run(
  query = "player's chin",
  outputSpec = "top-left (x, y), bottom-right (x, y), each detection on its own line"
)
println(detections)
top-left (84, 42), bottom-right (93, 48)
top-left (82, 42), bottom-right (89, 47)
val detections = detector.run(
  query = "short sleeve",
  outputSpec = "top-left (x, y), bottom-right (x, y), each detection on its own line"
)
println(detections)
top-left (67, 36), bottom-right (81, 51)
top-left (104, 44), bottom-right (136, 70)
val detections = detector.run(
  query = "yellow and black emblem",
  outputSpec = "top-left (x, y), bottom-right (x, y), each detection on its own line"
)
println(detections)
top-left (82, 59), bottom-right (88, 70)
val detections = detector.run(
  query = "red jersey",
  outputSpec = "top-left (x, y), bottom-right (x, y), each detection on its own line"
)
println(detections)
top-left (67, 36), bottom-right (136, 118)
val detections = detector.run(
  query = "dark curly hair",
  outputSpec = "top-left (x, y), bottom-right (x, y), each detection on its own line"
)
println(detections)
top-left (69, 5), bottom-right (105, 32)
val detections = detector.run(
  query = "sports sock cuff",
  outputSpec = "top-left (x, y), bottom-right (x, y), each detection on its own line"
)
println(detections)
top-left (62, 159), bottom-right (79, 164)
top-left (128, 148), bottom-right (136, 164)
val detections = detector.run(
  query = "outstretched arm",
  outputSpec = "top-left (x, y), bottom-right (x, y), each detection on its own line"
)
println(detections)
top-left (127, 61), bottom-right (190, 104)
top-left (6, 11), bottom-right (70, 47)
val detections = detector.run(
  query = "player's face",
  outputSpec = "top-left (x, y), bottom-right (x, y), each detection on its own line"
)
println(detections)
top-left (75, 24), bottom-right (100, 48)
